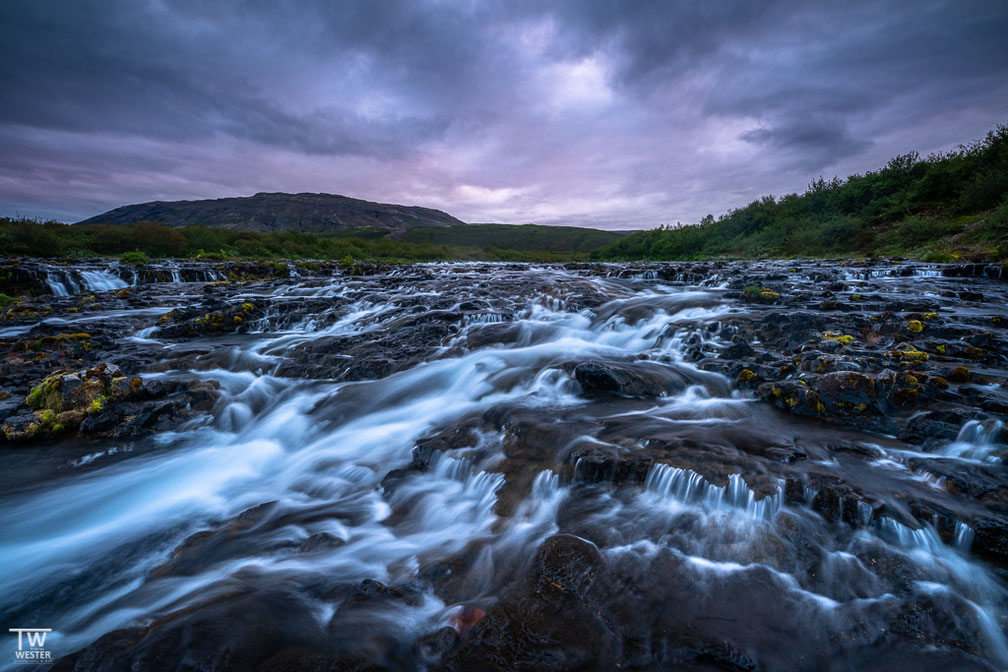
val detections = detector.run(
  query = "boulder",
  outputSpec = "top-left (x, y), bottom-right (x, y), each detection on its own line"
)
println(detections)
top-left (572, 361), bottom-right (686, 399)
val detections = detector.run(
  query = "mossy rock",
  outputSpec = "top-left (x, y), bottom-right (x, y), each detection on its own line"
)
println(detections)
top-left (736, 369), bottom-right (758, 386)
top-left (948, 366), bottom-right (971, 383)
top-left (822, 331), bottom-right (855, 345)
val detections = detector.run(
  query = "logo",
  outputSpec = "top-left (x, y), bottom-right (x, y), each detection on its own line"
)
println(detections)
top-left (8, 629), bottom-right (52, 666)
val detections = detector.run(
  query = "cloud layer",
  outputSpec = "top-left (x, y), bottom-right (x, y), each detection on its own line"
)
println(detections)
top-left (2, 0), bottom-right (1006, 228)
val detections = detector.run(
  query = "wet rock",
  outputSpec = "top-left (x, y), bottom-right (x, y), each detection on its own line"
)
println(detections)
top-left (572, 360), bottom-right (686, 399)
top-left (570, 439), bottom-right (653, 485)
top-left (298, 532), bottom-right (344, 553)
top-left (442, 534), bottom-right (620, 671)
top-left (413, 627), bottom-right (459, 665)
top-left (722, 340), bottom-right (755, 359)
top-left (155, 300), bottom-right (259, 337)
top-left (53, 590), bottom-right (332, 672)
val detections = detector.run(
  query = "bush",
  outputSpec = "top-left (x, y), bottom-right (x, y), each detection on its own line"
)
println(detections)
top-left (120, 250), bottom-right (149, 265)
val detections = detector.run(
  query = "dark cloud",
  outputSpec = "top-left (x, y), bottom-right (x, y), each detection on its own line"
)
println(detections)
top-left (1, 0), bottom-right (1006, 227)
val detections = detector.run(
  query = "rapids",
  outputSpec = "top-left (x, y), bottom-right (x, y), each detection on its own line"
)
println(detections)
top-left (0, 262), bottom-right (1006, 671)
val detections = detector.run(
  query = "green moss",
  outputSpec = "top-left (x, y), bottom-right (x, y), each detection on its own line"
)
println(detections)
top-left (736, 369), bottom-right (757, 384)
top-left (822, 331), bottom-right (855, 344)
top-left (241, 302), bottom-right (254, 312)
top-left (936, 343), bottom-right (946, 354)
top-left (907, 320), bottom-right (924, 333)
top-left (87, 395), bottom-right (106, 414)
top-left (922, 312), bottom-right (939, 320)
top-left (894, 344), bottom-right (929, 363)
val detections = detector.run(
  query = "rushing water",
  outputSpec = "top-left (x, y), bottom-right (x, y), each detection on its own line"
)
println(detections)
top-left (1, 263), bottom-right (1006, 670)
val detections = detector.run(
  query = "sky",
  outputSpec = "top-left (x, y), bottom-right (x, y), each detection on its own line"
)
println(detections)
top-left (1, 1), bottom-right (1007, 229)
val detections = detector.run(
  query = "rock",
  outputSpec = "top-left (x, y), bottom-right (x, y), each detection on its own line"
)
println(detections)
top-left (572, 361), bottom-right (686, 399)
top-left (2, 413), bottom-right (43, 441)
top-left (570, 440), bottom-right (653, 484)
top-left (442, 534), bottom-right (620, 671)
top-left (949, 366), bottom-right (971, 383)
top-left (414, 626), bottom-right (459, 665)
top-left (298, 532), bottom-right (344, 553)
top-left (722, 340), bottom-right (755, 359)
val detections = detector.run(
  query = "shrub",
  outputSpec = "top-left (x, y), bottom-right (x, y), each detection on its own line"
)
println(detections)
top-left (120, 250), bottom-right (148, 265)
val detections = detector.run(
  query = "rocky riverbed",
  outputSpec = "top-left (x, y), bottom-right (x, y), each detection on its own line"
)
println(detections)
top-left (0, 258), bottom-right (1006, 671)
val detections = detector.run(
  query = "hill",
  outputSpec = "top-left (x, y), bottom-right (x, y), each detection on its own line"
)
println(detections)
top-left (75, 192), bottom-right (465, 232)
top-left (591, 123), bottom-right (1008, 262)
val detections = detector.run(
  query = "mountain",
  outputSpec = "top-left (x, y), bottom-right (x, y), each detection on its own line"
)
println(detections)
top-left (75, 192), bottom-right (465, 232)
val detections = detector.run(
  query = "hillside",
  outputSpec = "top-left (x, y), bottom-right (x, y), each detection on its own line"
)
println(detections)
top-left (76, 192), bottom-right (465, 232)
top-left (592, 123), bottom-right (1008, 262)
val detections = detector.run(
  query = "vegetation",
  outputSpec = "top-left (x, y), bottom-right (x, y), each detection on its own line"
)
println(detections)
top-left (120, 250), bottom-right (149, 265)
top-left (0, 219), bottom-right (625, 263)
top-left (592, 123), bottom-right (1008, 261)
top-left (401, 224), bottom-right (623, 253)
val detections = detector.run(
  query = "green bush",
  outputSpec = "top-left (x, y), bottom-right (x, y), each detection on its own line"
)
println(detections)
top-left (120, 250), bottom-right (149, 265)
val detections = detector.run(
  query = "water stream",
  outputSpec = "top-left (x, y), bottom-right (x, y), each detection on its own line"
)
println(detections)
top-left (1, 263), bottom-right (1005, 670)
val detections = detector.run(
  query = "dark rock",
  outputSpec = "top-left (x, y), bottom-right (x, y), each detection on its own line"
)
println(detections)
top-left (572, 361), bottom-right (686, 399)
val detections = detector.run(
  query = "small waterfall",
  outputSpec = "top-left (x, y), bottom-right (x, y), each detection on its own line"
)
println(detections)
top-left (45, 269), bottom-right (81, 296)
top-left (941, 420), bottom-right (1005, 463)
top-left (79, 269), bottom-right (128, 292)
top-left (644, 463), bottom-right (783, 521)
top-left (876, 517), bottom-right (941, 550)
top-left (954, 521), bottom-right (975, 552)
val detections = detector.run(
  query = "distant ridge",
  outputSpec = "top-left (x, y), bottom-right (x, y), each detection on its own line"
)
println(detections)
top-left (75, 192), bottom-right (465, 232)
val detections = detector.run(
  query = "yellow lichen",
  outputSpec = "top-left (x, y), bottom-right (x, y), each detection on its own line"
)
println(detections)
top-left (736, 369), bottom-right (757, 384)
top-left (822, 331), bottom-right (855, 344)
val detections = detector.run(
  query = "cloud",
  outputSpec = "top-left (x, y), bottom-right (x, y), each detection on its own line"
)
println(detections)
top-left (0, 0), bottom-right (1006, 228)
